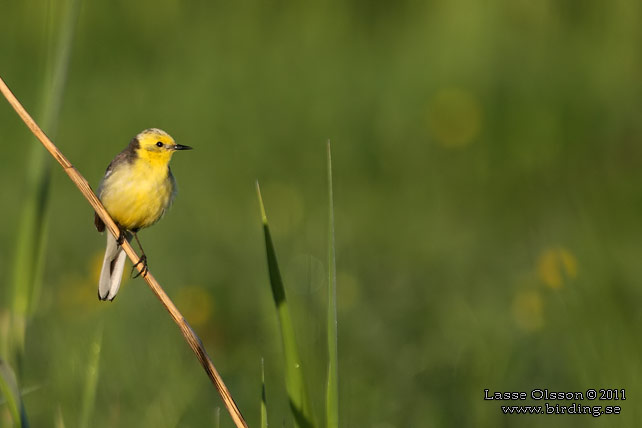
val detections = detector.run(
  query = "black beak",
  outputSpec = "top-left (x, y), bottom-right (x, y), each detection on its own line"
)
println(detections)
top-left (173, 144), bottom-right (193, 151)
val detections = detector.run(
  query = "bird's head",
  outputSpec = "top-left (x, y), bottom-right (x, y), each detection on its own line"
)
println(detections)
top-left (134, 128), bottom-right (192, 166)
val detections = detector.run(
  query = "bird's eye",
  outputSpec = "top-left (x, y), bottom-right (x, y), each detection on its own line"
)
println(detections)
top-left (156, 142), bottom-right (163, 147)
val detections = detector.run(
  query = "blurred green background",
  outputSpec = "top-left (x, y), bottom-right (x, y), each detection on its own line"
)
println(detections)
top-left (2, 0), bottom-right (642, 426)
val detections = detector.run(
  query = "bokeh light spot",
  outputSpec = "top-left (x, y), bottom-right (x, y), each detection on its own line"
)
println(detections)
top-left (427, 87), bottom-right (482, 148)
top-left (175, 286), bottom-right (214, 327)
top-left (91, 251), bottom-right (105, 283)
top-left (537, 247), bottom-right (578, 289)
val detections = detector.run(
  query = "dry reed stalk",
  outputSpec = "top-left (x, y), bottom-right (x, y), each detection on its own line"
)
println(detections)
top-left (0, 75), bottom-right (249, 428)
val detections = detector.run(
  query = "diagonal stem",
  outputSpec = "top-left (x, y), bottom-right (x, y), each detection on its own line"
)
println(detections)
top-left (0, 75), bottom-right (249, 428)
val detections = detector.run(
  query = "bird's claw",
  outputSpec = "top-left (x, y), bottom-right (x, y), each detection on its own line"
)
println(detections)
top-left (131, 254), bottom-right (148, 278)
top-left (116, 230), bottom-right (126, 246)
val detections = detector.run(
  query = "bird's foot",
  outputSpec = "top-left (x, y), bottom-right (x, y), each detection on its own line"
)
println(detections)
top-left (131, 254), bottom-right (148, 278)
top-left (116, 230), bottom-right (126, 246)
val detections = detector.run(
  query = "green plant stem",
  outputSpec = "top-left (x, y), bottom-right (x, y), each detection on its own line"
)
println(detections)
top-left (256, 182), bottom-right (315, 428)
top-left (79, 325), bottom-right (102, 428)
top-left (261, 358), bottom-right (268, 428)
top-left (0, 358), bottom-right (29, 428)
top-left (8, 0), bottom-right (81, 364)
top-left (325, 142), bottom-right (338, 428)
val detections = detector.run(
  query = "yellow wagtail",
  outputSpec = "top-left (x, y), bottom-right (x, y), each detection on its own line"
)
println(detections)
top-left (94, 128), bottom-right (192, 301)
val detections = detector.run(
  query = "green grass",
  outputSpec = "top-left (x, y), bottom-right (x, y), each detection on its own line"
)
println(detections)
top-left (256, 144), bottom-right (340, 428)
top-left (54, 406), bottom-right (66, 428)
top-left (2, 0), bottom-right (79, 425)
top-left (325, 142), bottom-right (338, 428)
top-left (257, 182), bottom-right (315, 428)
top-left (6, 0), bottom-right (80, 364)
top-left (0, 358), bottom-right (29, 427)
top-left (78, 325), bottom-right (102, 428)
top-left (260, 358), bottom-right (268, 428)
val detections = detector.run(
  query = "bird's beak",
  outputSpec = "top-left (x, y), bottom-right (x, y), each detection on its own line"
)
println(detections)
top-left (172, 144), bottom-right (193, 151)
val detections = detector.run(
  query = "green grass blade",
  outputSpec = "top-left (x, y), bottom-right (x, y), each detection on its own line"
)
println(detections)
top-left (0, 358), bottom-right (29, 428)
top-left (325, 142), bottom-right (338, 428)
top-left (256, 182), bottom-right (315, 428)
top-left (55, 406), bottom-right (67, 428)
top-left (260, 358), bottom-right (268, 428)
top-left (79, 325), bottom-right (102, 428)
top-left (8, 0), bottom-right (81, 361)
top-left (213, 407), bottom-right (220, 428)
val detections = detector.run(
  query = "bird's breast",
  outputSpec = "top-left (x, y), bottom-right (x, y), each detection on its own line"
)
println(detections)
top-left (99, 161), bottom-right (175, 231)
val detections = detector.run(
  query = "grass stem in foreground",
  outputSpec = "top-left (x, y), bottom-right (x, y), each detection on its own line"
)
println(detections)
top-left (257, 182), bottom-right (315, 428)
top-left (325, 142), bottom-right (338, 428)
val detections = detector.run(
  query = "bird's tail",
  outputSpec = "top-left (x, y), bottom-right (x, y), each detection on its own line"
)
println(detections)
top-left (98, 232), bottom-right (129, 301)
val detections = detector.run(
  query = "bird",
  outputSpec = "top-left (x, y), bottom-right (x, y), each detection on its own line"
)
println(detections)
top-left (94, 128), bottom-right (192, 301)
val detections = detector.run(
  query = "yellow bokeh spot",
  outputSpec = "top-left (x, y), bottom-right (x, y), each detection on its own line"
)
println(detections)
top-left (57, 272), bottom-right (104, 317)
top-left (175, 286), bottom-right (214, 327)
top-left (56, 251), bottom-right (123, 316)
top-left (427, 88), bottom-right (482, 148)
top-left (91, 252), bottom-right (105, 283)
top-left (512, 290), bottom-right (544, 331)
top-left (537, 247), bottom-right (578, 289)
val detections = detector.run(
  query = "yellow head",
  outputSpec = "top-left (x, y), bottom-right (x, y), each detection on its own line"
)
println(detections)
top-left (134, 128), bottom-right (192, 166)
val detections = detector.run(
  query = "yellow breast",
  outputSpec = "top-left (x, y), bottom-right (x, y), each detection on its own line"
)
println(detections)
top-left (100, 159), bottom-right (175, 231)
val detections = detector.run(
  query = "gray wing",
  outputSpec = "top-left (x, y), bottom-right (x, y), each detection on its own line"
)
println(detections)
top-left (94, 142), bottom-right (137, 231)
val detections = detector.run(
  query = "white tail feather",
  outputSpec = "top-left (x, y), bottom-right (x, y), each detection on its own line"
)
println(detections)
top-left (98, 233), bottom-right (128, 301)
